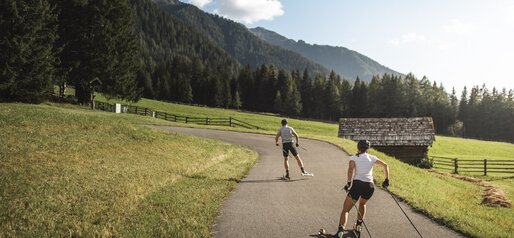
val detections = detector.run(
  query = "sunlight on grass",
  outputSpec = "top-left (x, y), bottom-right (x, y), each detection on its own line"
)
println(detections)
top-left (0, 103), bottom-right (257, 237)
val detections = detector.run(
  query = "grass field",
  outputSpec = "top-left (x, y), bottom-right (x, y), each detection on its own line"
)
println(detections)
top-left (96, 97), bottom-right (514, 238)
top-left (0, 103), bottom-right (258, 237)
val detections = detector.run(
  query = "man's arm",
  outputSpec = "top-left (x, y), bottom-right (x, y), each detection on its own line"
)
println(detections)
top-left (292, 130), bottom-right (300, 146)
top-left (275, 132), bottom-right (280, 146)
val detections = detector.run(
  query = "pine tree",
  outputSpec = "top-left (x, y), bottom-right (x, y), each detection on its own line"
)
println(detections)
top-left (349, 77), bottom-right (362, 117)
top-left (273, 90), bottom-right (283, 113)
top-left (232, 89), bottom-right (242, 109)
top-left (324, 71), bottom-right (341, 120)
top-left (0, 0), bottom-right (58, 103)
top-left (299, 68), bottom-right (313, 117)
top-left (54, 0), bottom-right (142, 104)
top-left (339, 78), bottom-right (352, 118)
top-left (450, 87), bottom-right (459, 120)
top-left (311, 73), bottom-right (326, 118)
top-left (176, 73), bottom-right (193, 103)
top-left (282, 71), bottom-right (302, 116)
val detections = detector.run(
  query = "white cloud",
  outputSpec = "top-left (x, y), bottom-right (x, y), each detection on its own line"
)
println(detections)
top-left (389, 33), bottom-right (426, 46)
top-left (504, 5), bottom-right (514, 24)
top-left (215, 0), bottom-right (284, 24)
top-left (188, 0), bottom-right (212, 8)
top-left (436, 40), bottom-right (451, 50)
top-left (443, 19), bottom-right (475, 33)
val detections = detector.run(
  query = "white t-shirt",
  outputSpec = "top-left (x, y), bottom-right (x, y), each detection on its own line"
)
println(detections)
top-left (350, 153), bottom-right (378, 183)
top-left (277, 126), bottom-right (296, 143)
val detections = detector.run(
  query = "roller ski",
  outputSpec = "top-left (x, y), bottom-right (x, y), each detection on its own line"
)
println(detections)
top-left (352, 221), bottom-right (362, 238)
top-left (318, 228), bottom-right (337, 238)
top-left (301, 168), bottom-right (314, 177)
top-left (281, 172), bottom-right (291, 181)
top-left (317, 226), bottom-right (345, 238)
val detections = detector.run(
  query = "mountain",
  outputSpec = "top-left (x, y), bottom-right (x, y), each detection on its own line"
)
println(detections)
top-left (128, 0), bottom-right (241, 102)
top-left (250, 27), bottom-right (403, 81)
top-left (153, 1), bottom-right (328, 74)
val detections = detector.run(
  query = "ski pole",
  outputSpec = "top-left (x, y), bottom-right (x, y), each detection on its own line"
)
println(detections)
top-left (386, 188), bottom-right (423, 238)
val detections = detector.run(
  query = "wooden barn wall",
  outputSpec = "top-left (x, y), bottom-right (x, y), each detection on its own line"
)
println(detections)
top-left (373, 146), bottom-right (428, 164)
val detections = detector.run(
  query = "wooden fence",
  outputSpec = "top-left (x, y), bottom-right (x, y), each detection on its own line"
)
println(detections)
top-left (431, 156), bottom-right (514, 175)
top-left (94, 101), bottom-right (259, 130)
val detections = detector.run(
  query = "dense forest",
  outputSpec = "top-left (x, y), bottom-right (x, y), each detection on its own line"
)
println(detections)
top-left (1, 0), bottom-right (513, 142)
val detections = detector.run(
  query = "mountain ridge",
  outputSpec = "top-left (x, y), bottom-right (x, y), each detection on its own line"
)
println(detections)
top-left (250, 27), bottom-right (403, 81)
top-left (153, 1), bottom-right (329, 74)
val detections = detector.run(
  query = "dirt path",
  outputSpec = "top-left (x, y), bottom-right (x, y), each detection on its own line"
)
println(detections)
top-left (150, 126), bottom-right (465, 238)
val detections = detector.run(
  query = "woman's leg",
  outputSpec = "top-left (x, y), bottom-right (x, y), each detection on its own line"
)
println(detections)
top-left (357, 198), bottom-right (369, 221)
top-left (339, 195), bottom-right (355, 228)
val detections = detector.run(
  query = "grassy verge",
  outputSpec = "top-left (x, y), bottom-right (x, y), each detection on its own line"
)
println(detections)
top-left (0, 103), bottom-right (257, 237)
top-left (96, 97), bottom-right (514, 237)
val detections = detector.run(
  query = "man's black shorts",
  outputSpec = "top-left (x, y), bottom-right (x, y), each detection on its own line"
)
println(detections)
top-left (348, 179), bottom-right (375, 200)
top-left (282, 142), bottom-right (298, 157)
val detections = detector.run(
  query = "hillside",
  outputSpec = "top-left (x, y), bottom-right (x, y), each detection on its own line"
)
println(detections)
top-left (154, 0), bottom-right (328, 74)
top-left (250, 27), bottom-right (403, 81)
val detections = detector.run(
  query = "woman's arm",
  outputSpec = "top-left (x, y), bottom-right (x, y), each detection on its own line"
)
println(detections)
top-left (375, 159), bottom-right (389, 179)
top-left (348, 160), bottom-right (355, 182)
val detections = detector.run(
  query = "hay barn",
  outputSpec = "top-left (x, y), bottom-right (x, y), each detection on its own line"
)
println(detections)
top-left (338, 117), bottom-right (436, 164)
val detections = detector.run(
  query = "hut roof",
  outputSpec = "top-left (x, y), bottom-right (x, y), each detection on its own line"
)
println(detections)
top-left (338, 117), bottom-right (435, 146)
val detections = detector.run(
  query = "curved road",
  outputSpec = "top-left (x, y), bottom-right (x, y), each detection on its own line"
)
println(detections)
top-left (151, 126), bottom-right (464, 238)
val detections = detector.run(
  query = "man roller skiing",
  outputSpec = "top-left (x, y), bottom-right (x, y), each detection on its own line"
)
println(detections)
top-left (275, 119), bottom-right (312, 179)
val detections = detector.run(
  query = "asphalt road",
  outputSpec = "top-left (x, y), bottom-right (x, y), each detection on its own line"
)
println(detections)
top-left (150, 126), bottom-right (465, 238)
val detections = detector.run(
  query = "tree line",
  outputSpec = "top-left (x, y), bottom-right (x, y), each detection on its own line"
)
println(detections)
top-left (1, 0), bottom-right (513, 143)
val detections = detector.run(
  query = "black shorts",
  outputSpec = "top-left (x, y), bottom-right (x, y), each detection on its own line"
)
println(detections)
top-left (282, 142), bottom-right (298, 157)
top-left (348, 180), bottom-right (375, 200)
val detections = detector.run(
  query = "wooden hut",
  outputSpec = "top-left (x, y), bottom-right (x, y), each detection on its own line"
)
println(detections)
top-left (338, 117), bottom-right (435, 164)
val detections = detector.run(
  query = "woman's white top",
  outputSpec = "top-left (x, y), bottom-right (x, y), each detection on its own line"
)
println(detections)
top-left (350, 153), bottom-right (378, 183)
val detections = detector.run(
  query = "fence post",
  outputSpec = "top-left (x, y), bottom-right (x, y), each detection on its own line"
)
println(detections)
top-left (186, 117), bottom-right (188, 123)
top-left (164, 112), bottom-right (167, 120)
top-left (206, 117), bottom-right (209, 125)
top-left (229, 117), bottom-right (232, 127)
top-left (135, 106), bottom-right (138, 114)
top-left (454, 158), bottom-right (459, 174)
top-left (144, 108), bottom-right (148, 116)
top-left (484, 159), bottom-right (487, 176)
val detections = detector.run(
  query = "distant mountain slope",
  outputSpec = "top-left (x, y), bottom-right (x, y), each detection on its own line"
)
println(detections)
top-left (154, 1), bottom-right (328, 74)
top-left (250, 27), bottom-right (403, 81)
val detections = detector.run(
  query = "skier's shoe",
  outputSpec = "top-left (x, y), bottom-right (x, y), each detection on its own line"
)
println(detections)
top-left (301, 171), bottom-right (314, 176)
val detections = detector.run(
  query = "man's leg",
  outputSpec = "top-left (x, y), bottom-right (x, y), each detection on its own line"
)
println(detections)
top-left (293, 155), bottom-right (305, 168)
top-left (283, 157), bottom-right (289, 171)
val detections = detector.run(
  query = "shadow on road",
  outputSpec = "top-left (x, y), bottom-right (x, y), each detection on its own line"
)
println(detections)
top-left (238, 177), bottom-right (310, 183)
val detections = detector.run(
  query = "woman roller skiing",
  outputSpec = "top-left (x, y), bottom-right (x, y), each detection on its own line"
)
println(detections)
top-left (335, 140), bottom-right (390, 238)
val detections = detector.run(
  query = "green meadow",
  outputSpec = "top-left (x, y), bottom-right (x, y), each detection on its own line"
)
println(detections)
top-left (95, 97), bottom-right (514, 237)
top-left (0, 103), bottom-right (257, 237)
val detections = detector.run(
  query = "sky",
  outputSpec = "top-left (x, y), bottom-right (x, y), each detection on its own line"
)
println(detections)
top-left (186, 0), bottom-right (514, 92)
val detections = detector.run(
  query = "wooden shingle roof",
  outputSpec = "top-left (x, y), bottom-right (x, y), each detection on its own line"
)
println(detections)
top-left (338, 117), bottom-right (435, 146)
